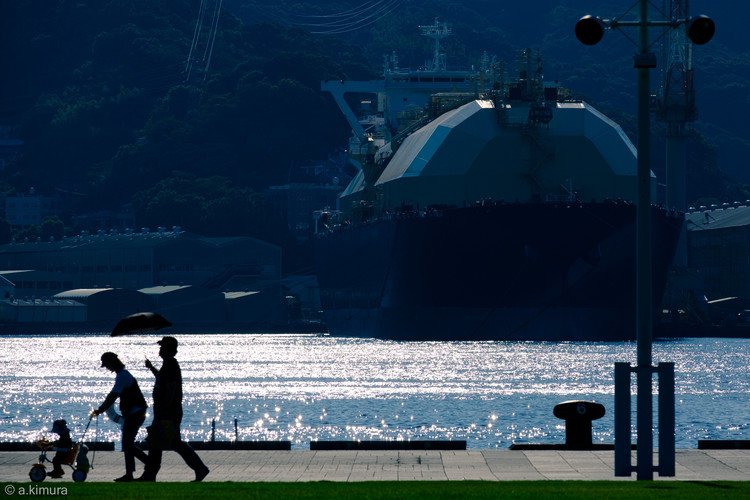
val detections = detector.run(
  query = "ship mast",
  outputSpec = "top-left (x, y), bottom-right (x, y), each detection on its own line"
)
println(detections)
top-left (419, 18), bottom-right (451, 71)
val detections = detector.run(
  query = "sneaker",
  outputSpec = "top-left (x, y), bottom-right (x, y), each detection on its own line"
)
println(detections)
top-left (47, 470), bottom-right (64, 479)
top-left (135, 474), bottom-right (156, 482)
top-left (192, 466), bottom-right (209, 482)
top-left (114, 473), bottom-right (134, 482)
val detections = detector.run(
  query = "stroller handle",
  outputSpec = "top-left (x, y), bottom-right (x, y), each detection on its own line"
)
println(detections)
top-left (78, 415), bottom-right (94, 442)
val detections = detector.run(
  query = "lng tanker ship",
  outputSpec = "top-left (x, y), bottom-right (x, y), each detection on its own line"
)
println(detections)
top-left (315, 22), bottom-right (681, 341)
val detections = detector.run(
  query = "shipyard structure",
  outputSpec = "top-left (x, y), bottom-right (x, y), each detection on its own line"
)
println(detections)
top-left (0, 228), bottom-right (289, 333)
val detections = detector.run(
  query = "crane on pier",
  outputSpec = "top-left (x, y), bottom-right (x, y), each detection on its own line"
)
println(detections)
top-left (655, 0), bottom-right (695, 214)
top-left (655, 0), bottom-right (698, 267)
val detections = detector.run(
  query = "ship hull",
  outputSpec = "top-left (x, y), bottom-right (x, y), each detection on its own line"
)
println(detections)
top-left (315, 202), bottom-right (682, 341)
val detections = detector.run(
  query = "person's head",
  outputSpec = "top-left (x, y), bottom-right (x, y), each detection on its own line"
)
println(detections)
top-left (157, 336), bottom-right (178, 358)
top-left (51, 419), bottom-right (68, 435)
top-left (100, 352), bottom-right (124, 372)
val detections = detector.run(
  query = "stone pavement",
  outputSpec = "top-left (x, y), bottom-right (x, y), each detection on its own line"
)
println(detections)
top-left (2, 449), bottom-right (750, 482)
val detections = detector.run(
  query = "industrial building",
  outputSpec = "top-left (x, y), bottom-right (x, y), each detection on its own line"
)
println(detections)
top-left (686, 203), bottom-right (750, 302)
top-left (0, 228), bottom-right (286, 331)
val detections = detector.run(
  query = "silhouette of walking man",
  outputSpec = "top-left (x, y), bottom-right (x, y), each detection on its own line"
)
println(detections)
top-left (91, 352), bottom-right (149, 482)
top-left (138, 336), bottom-right (209, 482)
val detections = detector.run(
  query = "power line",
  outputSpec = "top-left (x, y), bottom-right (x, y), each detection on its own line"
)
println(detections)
top-left (248, 0), bottom-right (404, 35)
top-left (289, 0), bottom-right (388, 24)
top-left (306, 0), bottom-right (405, 35)
top-left (186, 0), bottom-right (209, 74)
top-left (185, 0), bottom-right (224, 83)
top-left (204, 0), bottom-right (224, 79)
top-left (288, 0), bottom-right (383, 20)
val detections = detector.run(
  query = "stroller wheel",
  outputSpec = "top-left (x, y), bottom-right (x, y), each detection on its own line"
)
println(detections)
top-left (29, 465), bottom-right (46, 482)
top-left (72, 469), bottom-right (87, 482)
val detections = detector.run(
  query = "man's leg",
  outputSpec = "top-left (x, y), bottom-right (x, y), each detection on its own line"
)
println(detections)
top-left (172, 432), bottom-right (209, 482)
top-left (137, 422), bottom-right (165, 481)
top-left (174, 440), bottom-right (206, 472)
top-left (138, 447), bottom-right (163, 481)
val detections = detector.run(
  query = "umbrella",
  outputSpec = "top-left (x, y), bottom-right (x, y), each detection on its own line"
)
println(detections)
top-left (111, 312), bottom-right (172, 336)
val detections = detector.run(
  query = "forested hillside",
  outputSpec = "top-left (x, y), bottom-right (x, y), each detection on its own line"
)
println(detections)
top-left (1, 0), bottom-right (747, 243)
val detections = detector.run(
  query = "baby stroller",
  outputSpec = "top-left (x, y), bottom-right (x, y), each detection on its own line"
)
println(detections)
top-left (29, 417), bottom-right (93, 482)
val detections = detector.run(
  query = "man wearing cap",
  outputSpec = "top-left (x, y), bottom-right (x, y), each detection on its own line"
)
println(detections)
top-left (91, 352), bottom-right (149, 482)
top-left (138, 336), bottom-right (209, 482)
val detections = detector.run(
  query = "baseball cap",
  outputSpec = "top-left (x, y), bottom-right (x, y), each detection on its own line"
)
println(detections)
top-left (100, 352), bottom-right (120, 367)
top-left (157, 336), bottom-right (178, 350)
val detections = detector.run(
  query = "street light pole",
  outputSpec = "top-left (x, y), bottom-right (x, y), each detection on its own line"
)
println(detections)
top-left (635, 0), bottom-right (653, 480)
top-left (575, 1), bottom-right (715, 480)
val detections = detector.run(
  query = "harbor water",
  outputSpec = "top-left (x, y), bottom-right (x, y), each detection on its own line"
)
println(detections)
top-left (1, 334), bottom-right (749, 449)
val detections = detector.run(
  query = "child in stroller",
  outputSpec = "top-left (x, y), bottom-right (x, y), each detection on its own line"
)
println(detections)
top-left (47, 419), bottom-right (72, 478)
top-left (29, 418), bottom-right (91, 482)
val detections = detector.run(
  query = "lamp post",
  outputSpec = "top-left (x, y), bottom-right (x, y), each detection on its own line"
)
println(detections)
top-left (575, 1), bottom-right (714, 480)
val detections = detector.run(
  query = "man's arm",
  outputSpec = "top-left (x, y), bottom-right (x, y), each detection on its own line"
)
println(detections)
top-left (145, 358), bottom-right (159, 377)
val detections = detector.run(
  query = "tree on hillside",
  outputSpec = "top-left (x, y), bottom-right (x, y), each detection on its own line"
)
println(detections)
top-left (0, 219), bottom-right (12, 245)
top-left (131, 171), bottom-right (286, 241)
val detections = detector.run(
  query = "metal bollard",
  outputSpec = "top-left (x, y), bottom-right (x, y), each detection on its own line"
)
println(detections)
top-left (553, 400), bottom-right (606, 449)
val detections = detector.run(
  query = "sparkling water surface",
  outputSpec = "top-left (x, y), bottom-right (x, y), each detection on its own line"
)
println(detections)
top-left (1, 334), bottom-right (749, 449)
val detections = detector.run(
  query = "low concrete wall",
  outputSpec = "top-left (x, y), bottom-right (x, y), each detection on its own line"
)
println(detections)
top-left (698, 440), bottom-right (750, 449)
top-left (310, 440), bottom-right (466, 450)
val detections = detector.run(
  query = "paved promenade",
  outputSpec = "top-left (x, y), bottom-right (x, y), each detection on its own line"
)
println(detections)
top-left (3, 449), bottom-right (750, 482)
